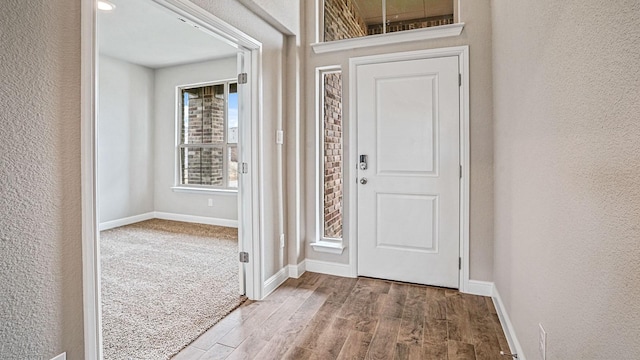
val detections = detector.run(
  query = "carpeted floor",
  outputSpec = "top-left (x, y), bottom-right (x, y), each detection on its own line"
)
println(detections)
top-left (100, 219), bottom-right (246, 360)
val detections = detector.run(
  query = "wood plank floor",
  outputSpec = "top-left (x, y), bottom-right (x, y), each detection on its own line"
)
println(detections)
top-left (172, 272), bottom-right (510, 360)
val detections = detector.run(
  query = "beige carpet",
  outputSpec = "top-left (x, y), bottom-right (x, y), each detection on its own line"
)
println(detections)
top-left (100, 219), bottom-right (246, 360)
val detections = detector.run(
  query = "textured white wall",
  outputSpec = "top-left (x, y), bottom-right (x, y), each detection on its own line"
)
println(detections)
top-left (492, 0), bottom-right (640, 358)
top-left (153, 57), bottom-right (239, 221)
top-left (0, 0), bottom-right (84, 359)
top-left (98, 55), bottom-right (156, 223)
top-left (237, 0), bottom-right (300, 35)
top-left (303, 0), bottom-right (495, 282)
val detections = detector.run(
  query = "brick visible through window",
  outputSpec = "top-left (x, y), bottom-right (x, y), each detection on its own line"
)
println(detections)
top-left (178, 81), bottom-right (238, 189)
top-left (322, 71), bottom-right (343, 239)
top-left (324, 0), bottom-right (454, 41)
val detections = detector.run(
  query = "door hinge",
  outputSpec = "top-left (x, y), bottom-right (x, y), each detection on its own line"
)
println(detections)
top-left (239, 251), bottom-right (249, 263)
top-left (459, 257), bottom-right (462, 270)
top-left (238, 73), bottom-right (248, 84)
top-left (459, 73), bottom-right (462, 87)
top-left (241, 162), bottom-right (248, 174)
top-left (459, 165), bottom-right (462, 179)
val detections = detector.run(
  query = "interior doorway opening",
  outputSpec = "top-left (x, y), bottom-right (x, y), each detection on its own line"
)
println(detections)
top-left (83, 0), bottom-right (263, 358)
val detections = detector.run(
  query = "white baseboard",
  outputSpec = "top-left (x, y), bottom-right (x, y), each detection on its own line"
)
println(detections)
top-left (263, 267), bottom-right (289, 298)
top-left (304, 259), bottom-right (354, 278)
top-left (464, 279), bottom-right (494, 297)
top-left (99, 212), bottom-right (238, 231)
top-left (154, 212), bottom-right (238, 228)
top-left (51, 353), bottom-right (66, 360)
top-left (492, 286), bottom-right (526, 360)
top-left (99, 212), bottom-right (154, 231)
top-left (287, 260), bottom-right (306, 278)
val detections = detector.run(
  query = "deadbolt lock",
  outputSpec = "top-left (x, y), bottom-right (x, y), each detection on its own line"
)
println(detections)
top-left (359, 155), bottom-right (368, 170)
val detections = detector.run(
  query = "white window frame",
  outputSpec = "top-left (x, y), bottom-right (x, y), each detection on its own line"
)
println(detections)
top-left (312, 0), bottom-right (464, 54)
top-left (174, 79), bottom-right (238, 192)
top-left (312, 66), bottom-right (346, 254)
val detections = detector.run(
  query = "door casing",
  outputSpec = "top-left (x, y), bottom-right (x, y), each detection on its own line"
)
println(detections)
top-left (81, 1), bottom-right (264, 358)
top-left (347, 46), bottom-right (470, 291)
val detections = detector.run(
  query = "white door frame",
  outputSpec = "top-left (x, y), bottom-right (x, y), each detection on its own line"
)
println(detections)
top-left (80, 1), bottom-right (264, 358)
top-left (348, 46), bottom-right (470, 291)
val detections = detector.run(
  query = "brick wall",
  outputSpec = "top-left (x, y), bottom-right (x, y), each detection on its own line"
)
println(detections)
top-left (182, 85), bottom-right (225, 186)
top-left (323, 72), bottom-right (343, 239)
top-left (367, 14), bottom-right (455, 35)
top-left (322, 0), bottom-right (365, 238)
top-left (324, 0), bottom-right (367, 41)
top-left (325, 1), bottom-right (454, 38)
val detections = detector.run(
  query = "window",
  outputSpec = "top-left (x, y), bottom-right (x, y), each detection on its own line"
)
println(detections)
top-left (319, 69), bottom-right (343, 241)
top-left (177, 81), bottom-right (238, 190)
top-left (323, 0), bottom-right (455, 42)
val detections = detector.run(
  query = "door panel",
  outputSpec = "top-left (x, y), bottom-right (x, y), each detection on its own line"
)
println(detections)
top-left (376, 75), bottom-right (436, 175)
top-left (376, 193), bottom-right (437, 252)
top-left (357, 56), bottom-right (460, 288)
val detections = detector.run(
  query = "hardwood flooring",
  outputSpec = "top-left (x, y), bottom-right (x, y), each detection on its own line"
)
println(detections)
top-left (173, 272), bottom-right (510, 360)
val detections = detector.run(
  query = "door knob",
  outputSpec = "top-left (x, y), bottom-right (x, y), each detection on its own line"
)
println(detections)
top-left (360, 177), bottom-right (368, 185)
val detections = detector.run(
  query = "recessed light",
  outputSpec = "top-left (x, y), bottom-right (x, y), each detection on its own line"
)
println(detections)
top-left (98, 1), bottom-right (116, 11)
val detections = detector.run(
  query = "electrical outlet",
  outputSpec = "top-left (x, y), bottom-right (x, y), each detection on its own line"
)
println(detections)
top-left (207, 199), bottom-right (213, 207)
top-left (279, 234), bottom-right (285, 248)
top-left (538, 323), bottom-right (546, 360)
top-left (276, 130), bottom-right (284, 144)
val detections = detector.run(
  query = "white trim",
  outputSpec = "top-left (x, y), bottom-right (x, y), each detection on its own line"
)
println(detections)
top-left (98, 212), bottom-right (155, 231)
top-left (50, 353), bottom-right (66, 360)
top-left (310, 241), bottom-right (345, 255)
top-left (171, 186), bottom-right (238, 195)
top-left (348, 46), bottom-right (471, 290)
top-left (287, 260), bottom-right (306, 278)
top-left (81, 0), bottom-right (102, 358)
top-left (314, 66), bottom-right (344, 251)
top-left (255, 46), bottom-right (266, 302)
top-left (311, 23), bottom-right (464, 54)
top-left (249, 46), bottom-right (264, 301)
top-left (305, 259), bottom-right (354, 278)
top-left (492, 286), bottom-right (527, 360)
top-left (154, 212), bottom-right (238, 228)
top-left (458, 47), bottom-right (471, 294)
top-left (98, 212), bottom-right (238, 231)
top-left (262, 267), bottom-right (289, 298)
top-left (465, 280), bottom-right (494, 297)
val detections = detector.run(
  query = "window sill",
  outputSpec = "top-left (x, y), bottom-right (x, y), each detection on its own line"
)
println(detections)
top-left (311, 23), bottom-right (465, 54)
top-left (171, 186), bottom-right (238, 195)
top-left (311, 240), bottom-right (346, 255)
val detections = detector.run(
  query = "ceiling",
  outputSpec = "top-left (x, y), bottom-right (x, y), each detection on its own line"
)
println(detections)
top-left (98, 0), bottom-right (238, 69)
top-left (354, 0), bottom-right (454, 25)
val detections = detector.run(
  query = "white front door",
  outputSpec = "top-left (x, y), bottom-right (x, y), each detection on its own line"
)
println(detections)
top-left (356, 56), bottom-right (460, 288)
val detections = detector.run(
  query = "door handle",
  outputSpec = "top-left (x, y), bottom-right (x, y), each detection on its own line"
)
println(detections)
top-left (360, 177), bottom-right (368, 185)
